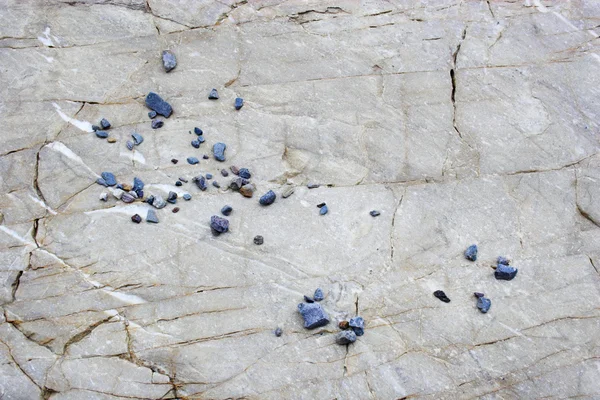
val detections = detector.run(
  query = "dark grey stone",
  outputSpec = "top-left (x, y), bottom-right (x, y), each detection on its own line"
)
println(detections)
top-left (238, 168), bottom-right (251, 179)
top-left (194, 175), bottom-right (207, 191)
top-left (497, 256), bottom-right (510, 266)
top-left (194, 127), bottom-right (203, 135)
top-left (370, 210), bottom-right (380, 217)
top-left (210, 215), bottom-right (229, 234)
top-left (151, 119), bottom-right (164, 129)
top-left (100, 118), bottom-right (111, 129)
top-left (175, 181), bottom-right (182, 186)
top-left (208, 88), bottom-right (219, 99)
top-left (95, 130), bottom-right (108, 139)
top-left (167, 191), bottom-right (177, 204)
top-left (259, 190), bottom-right (276, 205)
top-left (187, 157), bottom-right (199, 165)
top-left (476, 297), bottom-right (492, 313)
top-left (297, 302), bottom-right (330, 329)
top-left (464, 244), bottom-right (478, 261)
top-left (349, 316), bottom-right (364, 336)
top-left (148, 111), bottom-right (157, 119)
top-left (212, 181), bottom-right (220, 188)
top-left (221, 205), bottom-right (233, 216)
top-left (121, 193), bottom-right (135, 203)
top-left (274, 327), bottom-right (283, 337)
top-left (145, 92), bottom-right (173, 118)
top-left (96, 178), bottom-right (108, 187)
top-left (335, 330), bottom-right (357, 345)
top-left (495, 264), bottom-right (518, 281)
top-left (221, 169), bottom-right (229, 177)
top-left (206, 173), bottom-right (213, 179)
top-left (101, 172), bottom-right (117, 186)
top-left (253, 235), bottom-right (264, 245)
top-left (133, 177), bottom-right (144, 191)
top-left (234, 97), bottom-right (244, 110)
top-left (191, 139), bottom-right (200, 148)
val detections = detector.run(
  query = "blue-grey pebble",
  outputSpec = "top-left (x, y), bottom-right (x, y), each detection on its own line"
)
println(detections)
top-left (476, 297), bottom-right (492, 313)
top-left (349, 316), bottom-right (365, 336)
top-left (238, 168), bottom-right (251, 179)
top-left (464, 244), bottom-right (478, 261)
top-left (297, 302), bottom-right (330, 329)
top-left (495, 264), bottom-right (518, 281)
top-left (208, 88), bottom-right (219, 100)
top-left (162, 50), bottom-right (177, 72)
top-left (194, 127), bottom-right (203, 135)
top-left (336, 330), bottom-right (357, 345)
top-left (133, 177), bottom-right (144, 191)
top-left (221, 205), bottom-right (233, 216)
top-left (187, 157), bottom-right (199, 165)
top-left (210, 215), bottom-right (229, 234)
top-left (259, 190), bottom-right (276, 205)
top-left (206, 173), bottom-right (213, 179)
top-left (95, 130), bottom-right (108, 139)
top-left (213, 142), bottom-right (226, 162)
top-left (131, 133), bottom-right (144, 145)
top-left (182, 193), bottom-right (191, 201)
top-left (234, 97), bottom-right (244, 110)
top-left (126, 140), bottom-right (134, 150)
top-left (314, 288), bottom-right (324, 301)
top-left (100, 118), bottom-right (111, 129)
top-left (191, 139), bottom-right (200, 149)
top-left (148, 111), bottom-right (157, 119)
top-left (146, 209), bottom-right (159, 223)
top-left (101, 172), bottom-right (117, 186)
top-left (145, 92), bottom-right (173, 118)
top-left (320, 205), bottom-right (328, 215)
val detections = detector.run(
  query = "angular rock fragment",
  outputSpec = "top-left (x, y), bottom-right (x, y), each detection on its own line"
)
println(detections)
top-left (191, 139), bottom-right (200, 149)
top-left (433, 290), bottom-right (451, 303)
top-left (240, 184), bottom-right (255, 198)
top-left (176, 181), bottom-right (182, 186)
top-left (238, 168), bottom-right (251, 179)
top-left (95, 130), bottom-right (108, 139)
top-left (476, 295), bottom-right (491, 313)
top-left (152, 195), bottom-right (167, 209)
top-left (92, 125), bottom-right (100, 131)
top-left (497, 256), bottom-right (510, 266)
top-left (146, 209), bottom-right (159, 223)
top-left (282, 186), bottom-right (295, 198)
top-left (132, 133), bottom-right (144, 145)
top-left (187, 157), bottom-right (199, 165)
top-left (234, 97), bottom-right (244, 110)
top-left (131, 214), bottom-right (142, 224)
top-left (210, 215), bottom-right (229, 234)
top-left (99, 192), bottom-right (108, 201)
top-left (259, 190), bottom-right (276, 205)
top-left (167, 191), bottom-right (177, 204)
top-left (100, 118), bottom-right (111, 129)
top-left (208, 88), bottom-right (219, 99)
top-left (206, 173), bottom-right (213, 179)
top-left (297, 302), bottom-right (329, 329)
top-left (464, 244), bottom-right (478, 261)
top-left (151, 119), bottom-right (164, 129)
top-left (304, 295), bottom-right (314, 303)
top-left (473, 292), bottom-right (485, 298)
top-left (336, 330), bottom-right (357, 345)
top-left (148, 111), bottom-right (157, 119)
top-left (194, 175), bottom-right (207, 191)
top-left (221, 205), bottom-right (232, 216)
top-left (145, 92), bottom-right (173, 117)
top-left (162, 50), bottom-right (177, 72)
top-left (314, 288), bottom-right (324, 301)
top-left (253, 235), bottom-right (263, 245)
top-left (146, 195), bottom-right (155, 205)
top-left (229, 177), bottom-right (247, 191)
top-left (101, 172), bottom-right (117, 186)
top-left (307, 183), bottom-right (320, 189)
top-left (126, 140), bottom-right (134, 150)
top-left (349, 316), bottom-right (365, 336)
top-left (133, 177), bottom-right (144, 191)
top-left (370, 210), bottom-right (380, 217)
top-left (112, 189), bottom-right (124, 199)
top-left (183, 193), bottom-right (191, 201)
top-left (230, 166), bottom-right (239, 175)
top-left (494, 264), bottom-right (518, 281)
top-left (121, 192), bottom-right (135, 203)
top-left (203, 154), bottom-right (209, 159)
top-left (171, 159), bottom-right (178, 164)
top-left (213, 142), bottom-right (226, 161)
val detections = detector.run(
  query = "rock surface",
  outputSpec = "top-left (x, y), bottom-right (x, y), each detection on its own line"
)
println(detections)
top-left (0, 1), bottom-right (599, 399)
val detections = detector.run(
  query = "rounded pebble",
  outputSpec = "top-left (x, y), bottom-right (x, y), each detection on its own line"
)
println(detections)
top-left (319, 205), bottom-right (328, 215)
top-left (259, 190), bottom-right (276, 206)
top-left (274, 327), bottom-right (283, 337)
top-left (234, 97), bottom-right (244, 110)
top-left (370, 210), bottom-right (381, 217)
top-left (194, 127), bottom-right (203, 135)
top-left (131, 214), bottom-right (142, 224)
top-left (335, 330), bottom-right (357, 345)
top-left (172, 207), bottom-right (180, 213)
top-left (151, 120), bottom-right (164, 129)
top-left (176, 181), bottom-right (182, 186)
top-left (162, 50), bottom-right (177, 72)
top-left (95, 130), bottom-right (108, 139)
top-left (187, 157), bottom-right (199, 165)
top-left (253, 235), bottom-right (264, 245)
top-left (221, 205), bottom-right (233, 216)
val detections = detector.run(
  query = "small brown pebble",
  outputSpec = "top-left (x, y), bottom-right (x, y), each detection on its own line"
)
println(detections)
top-left (107, 137), bottom-right (117, 143)
top-left (172, 207), bottom-right (180, 213)
top-left (230, 165), bottom-right (239, 175)
top-left (122, 183), bottom-right (132, 191)
top-left (239, 184), bottom-right (255, 198)
top-left (131, 214), bottom-right (142, 223)
top-left (339, 321), bottom-right (350, 330)
top-left (171, 159), bottom-right (178, 164)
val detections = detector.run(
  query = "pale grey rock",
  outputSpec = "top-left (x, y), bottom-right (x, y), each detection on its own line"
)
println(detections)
top-left (0, 1), bottom-right (599, 399)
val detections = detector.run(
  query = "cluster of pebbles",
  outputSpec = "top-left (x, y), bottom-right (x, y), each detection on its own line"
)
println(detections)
top-left (93, 50), bottom-right (521, 348)
top-left (294, 288), bottom-right (366, 346)
top-left (433, 244), bottom-right (519, 314)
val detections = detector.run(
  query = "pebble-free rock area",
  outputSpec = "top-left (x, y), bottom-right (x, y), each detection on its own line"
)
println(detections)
top-left (1, 1), bottom-right (600, 399)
